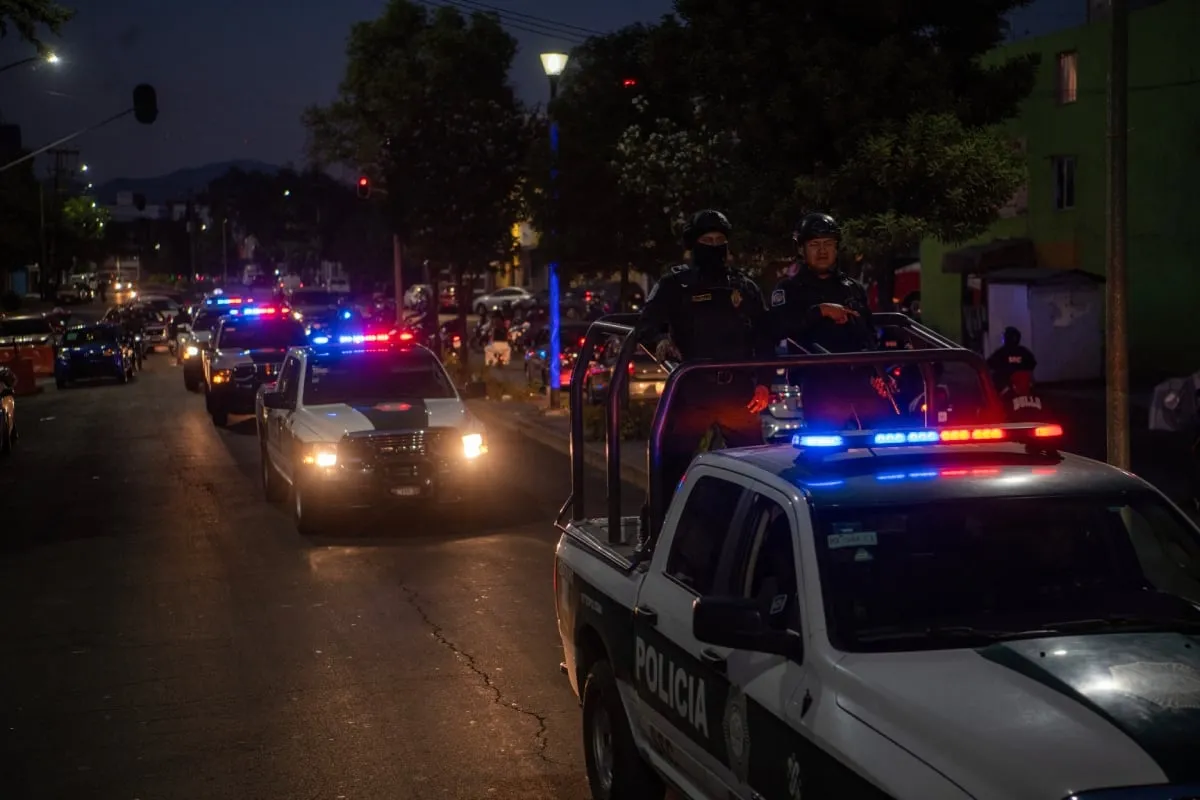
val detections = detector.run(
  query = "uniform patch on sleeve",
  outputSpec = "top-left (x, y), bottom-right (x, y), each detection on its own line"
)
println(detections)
top-left (771, 289), bottom-right (786, 307)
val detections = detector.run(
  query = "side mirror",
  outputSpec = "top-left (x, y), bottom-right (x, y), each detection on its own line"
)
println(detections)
top-left (262, 391), bottom-right (293, 410)
top-left (461, 380), bottom-right (488, 400)
top-left (0, 367), bottom-right (15, 389)
top-left (692, 596), bottom-right (802, 660)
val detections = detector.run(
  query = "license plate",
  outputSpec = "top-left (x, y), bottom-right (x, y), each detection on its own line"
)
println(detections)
top-left (390, 486), bottom-right (421, 497)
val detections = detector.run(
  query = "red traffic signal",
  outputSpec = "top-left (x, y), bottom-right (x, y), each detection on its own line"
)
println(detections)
top-left (356, 176), bottom-right (370, 199)
top-left (622, 78), bottom-right (637, 88)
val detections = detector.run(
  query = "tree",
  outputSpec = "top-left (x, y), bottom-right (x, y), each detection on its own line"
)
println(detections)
top-left (669, 0), bottom-right (1040, 258)
top-left (797, 112), bottom-right (1026, 292)
top-left (303, 1), bottom-right (528, 275)
top-left (58, 195), bottom-right (110, 266)
top-left (524, 20), bottom-right (692, 280)
top-left (0, 0), bottom-right (74, 49)
top-left (612, 96), bottom-right (737, 262)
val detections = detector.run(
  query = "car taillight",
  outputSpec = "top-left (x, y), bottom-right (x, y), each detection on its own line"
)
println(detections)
top-left (627, 362), bottom-right (635, 375)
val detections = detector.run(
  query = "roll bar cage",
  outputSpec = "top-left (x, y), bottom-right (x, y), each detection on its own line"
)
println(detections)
top-left (560, 312), bottom-right (1003, 552)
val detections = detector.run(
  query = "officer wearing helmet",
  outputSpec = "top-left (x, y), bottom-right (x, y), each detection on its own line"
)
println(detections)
top-left (635, 210), bottom-right (775, 481)
top-left (987, 326), bottom-right (1037, 397)
top-left (771, 212), bottom-right (896, 429)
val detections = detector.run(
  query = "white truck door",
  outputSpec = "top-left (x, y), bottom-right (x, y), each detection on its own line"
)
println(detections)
top-left (269, 354), bottom-right (303, 480)
top-left (631, 469), bottom-right (752, 799)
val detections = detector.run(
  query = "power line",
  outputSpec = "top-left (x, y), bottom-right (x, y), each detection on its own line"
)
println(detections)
top-left (415, 0), bottom-right (589, 44)
top-left (445, 0), bottom-right (606, 37)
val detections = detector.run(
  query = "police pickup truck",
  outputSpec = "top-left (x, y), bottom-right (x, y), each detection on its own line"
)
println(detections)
top-left (256, 335), bottom-right (488, 535)
top-left (203, 305), bottom-right (307, 426)
top-left (553, 318), bottom-right (1200, 800)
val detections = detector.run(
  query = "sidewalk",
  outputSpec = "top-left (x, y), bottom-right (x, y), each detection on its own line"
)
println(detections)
top-left (468, 397), bottom-right (650, 487)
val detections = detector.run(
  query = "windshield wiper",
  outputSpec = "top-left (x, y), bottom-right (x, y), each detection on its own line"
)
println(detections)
top-left (1033, 616), bottom-right (1200, 634)
top-left (855, 625), bottom-right (1045, 644)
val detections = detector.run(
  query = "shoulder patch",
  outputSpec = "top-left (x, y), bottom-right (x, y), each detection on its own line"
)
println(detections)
top-left (771, 289), bottom-right (786, 307)
top-left (670, 263), bottom-right (689, 274)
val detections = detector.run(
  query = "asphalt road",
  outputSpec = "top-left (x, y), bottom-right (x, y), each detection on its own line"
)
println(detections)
top-left (0, 353), bottom-right (641, 799)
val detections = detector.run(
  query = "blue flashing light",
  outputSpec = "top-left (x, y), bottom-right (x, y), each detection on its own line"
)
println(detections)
top-left (873, 430), bottom-right (939, 445)
top-left (793, 434), bottom-right (844, 448)
top-left (342, 310), bottom-right (352, 320)
top-left (312, 336), bottom-right (330, 344)
top-left (803, 479), bottom-right (845, 488)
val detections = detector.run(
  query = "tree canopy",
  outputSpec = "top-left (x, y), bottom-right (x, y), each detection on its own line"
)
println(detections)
top-left (302, 0), bottom-right (529, 272)
top-left (0, 0), bottom-right (74, 49)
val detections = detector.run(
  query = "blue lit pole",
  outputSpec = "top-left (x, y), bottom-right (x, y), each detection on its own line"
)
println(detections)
top-left (541, 52), bottom-right (569, 409)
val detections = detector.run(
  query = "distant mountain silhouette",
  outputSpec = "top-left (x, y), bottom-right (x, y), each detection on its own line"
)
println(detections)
top-left (94, 159), bottom-right (281, 205)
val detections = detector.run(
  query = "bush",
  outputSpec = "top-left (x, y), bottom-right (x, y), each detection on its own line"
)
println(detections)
top-left (0, 292), bottom-right (21, 312)
top-left (579, 399), bottom-right (657, 441)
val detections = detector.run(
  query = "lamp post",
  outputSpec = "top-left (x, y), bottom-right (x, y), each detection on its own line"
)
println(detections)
top-left (540, 51), bottom-right (569, 410)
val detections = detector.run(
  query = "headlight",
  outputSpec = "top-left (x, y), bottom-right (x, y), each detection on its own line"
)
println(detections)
top-left (185, 346), bottom-right (199, 357)
top-left (462, 432), bottom-right (486, 459)
top-left (293, 311), bottom-right (304, 321)
top-left (302, 444), bottom-right (338, 468)
top-left (212, 369), bottom-right (232, 384)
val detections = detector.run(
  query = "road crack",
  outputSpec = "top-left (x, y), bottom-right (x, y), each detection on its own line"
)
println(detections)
top-left (400, 585), bottom-right (562, 765)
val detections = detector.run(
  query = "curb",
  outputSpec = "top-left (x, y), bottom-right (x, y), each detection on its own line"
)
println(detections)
top-left (469, 400), bottom-right (648, 488)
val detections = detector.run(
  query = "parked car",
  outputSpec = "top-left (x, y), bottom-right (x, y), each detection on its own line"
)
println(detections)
top-left (54, 323), bottom-right (137, 387)
top-left (473, 286), bottom-right (533, 317)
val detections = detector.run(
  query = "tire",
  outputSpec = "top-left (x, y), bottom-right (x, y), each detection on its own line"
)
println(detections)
top-left (292, 477), bottom-right (329, 536)
top-left (261, 447), bottom-right (285, 502)
top-left (581, 660), bottom-right (663, 800)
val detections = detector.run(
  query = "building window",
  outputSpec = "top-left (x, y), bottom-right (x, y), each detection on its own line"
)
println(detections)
top-left (1057, 52), bottom-right (1078, 104)
top-left (1053, 156), bottom-right (1076, 210)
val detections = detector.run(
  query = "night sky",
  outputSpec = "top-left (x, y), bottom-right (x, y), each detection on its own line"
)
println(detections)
top-left (1, 0), bottom-right (1079, 182)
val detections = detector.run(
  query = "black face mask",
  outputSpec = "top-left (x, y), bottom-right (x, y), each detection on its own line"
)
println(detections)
top-left (693, 243), bottom-right (728, 272)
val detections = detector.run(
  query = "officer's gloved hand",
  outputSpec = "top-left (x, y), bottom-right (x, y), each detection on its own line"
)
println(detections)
top-left (747, 385), bottom-right (770, 413)
top-left (818, 303), bottom-right (859, 324)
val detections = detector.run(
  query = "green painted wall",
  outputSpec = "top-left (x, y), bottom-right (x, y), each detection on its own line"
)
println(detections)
top-left (921, 0), bottom-right (1200, 377)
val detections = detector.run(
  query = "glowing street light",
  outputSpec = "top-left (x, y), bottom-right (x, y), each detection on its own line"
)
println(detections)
top-left (0, 51), bottom-right (60, 74)
top-left (539, 52), bottom-right (569, 77)
top-left (80, 164), bottom-right (89, 172)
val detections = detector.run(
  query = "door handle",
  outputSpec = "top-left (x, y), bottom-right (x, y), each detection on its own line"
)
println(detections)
top-left (700, 649), bottom-right (727, 673)
top-left (634, 605), bottom-right (657, 625)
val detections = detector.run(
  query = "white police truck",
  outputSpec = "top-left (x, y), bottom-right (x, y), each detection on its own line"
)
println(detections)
top-left (553, 315), bottom-right (1200, 800)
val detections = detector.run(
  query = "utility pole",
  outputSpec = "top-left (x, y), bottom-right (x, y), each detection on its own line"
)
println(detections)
top-left (393, 234), bottom-right (404, 326)
top-left (1105, 0), bottom-right (1130, 470)
top-left (47, 147), bottom-right (79, 293)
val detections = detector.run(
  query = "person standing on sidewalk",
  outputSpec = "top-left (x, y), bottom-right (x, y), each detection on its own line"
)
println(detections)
top-left (633, 209), bottom-right (775, 485)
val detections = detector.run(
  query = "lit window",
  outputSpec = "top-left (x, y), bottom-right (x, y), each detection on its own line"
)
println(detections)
top-left (1057, 52), bottom-right (1078, 104)
top-left (1053, 156), bottom-right (1076, 211)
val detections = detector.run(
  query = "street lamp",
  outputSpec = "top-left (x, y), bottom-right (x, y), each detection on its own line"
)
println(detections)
top-left (0, 51), bottom-right (59, 75)
top-left (80, 164), bottom-right (88, 173)
top-left (540, 51), bottom-right (569, 409)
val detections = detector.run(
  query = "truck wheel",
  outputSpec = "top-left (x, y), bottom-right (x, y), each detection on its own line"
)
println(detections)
top-left (292, 478), bottom-right (329, 536)
top-left (582, 660), bottom-right (664, 800)
top-left (184, 375), bottom-right (199, 392)
top-left (261, 446), bottom-right (285, 502)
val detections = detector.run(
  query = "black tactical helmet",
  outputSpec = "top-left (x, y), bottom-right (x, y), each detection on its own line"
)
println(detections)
top-left (793, 212), bottom-right (841, 245)
top-left (682, 209), bottom-right (732, 247)
top-left (1003, 326), bottom-right (1021, 345)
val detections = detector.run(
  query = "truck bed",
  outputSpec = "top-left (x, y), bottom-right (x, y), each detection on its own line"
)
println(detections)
top-left (559, 516), bottom-right (643, 572)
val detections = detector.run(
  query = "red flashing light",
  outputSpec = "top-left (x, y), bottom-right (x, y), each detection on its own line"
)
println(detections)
top-left (398, 331), bottom-right (414, 341)
top-left (627, 361), bottom-right (635, 375)
top-left (1034, 424), bottom-right (1063, 438)
top-left (940, 427), bottom-right (1004, 442)
top-left (622, 78), bottom-right (637, 87)
top-left (940, 468), bottom-right (1001, 478)
top-left (358, 177), bottom-right (368, 186)
top-left (362, 333), bottom-right (389, 342)
top-left (578, 337), bottom-right (586, 347)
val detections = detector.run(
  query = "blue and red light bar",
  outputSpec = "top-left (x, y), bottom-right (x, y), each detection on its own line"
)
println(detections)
top-left (228, 306), bottom-right (286, 316)
top-left (206, 296), bottom-right (246, 306)
top-left (336, 331), bottom-right (413, 344)
top-left (792, 423), bottom-right (1063, 450)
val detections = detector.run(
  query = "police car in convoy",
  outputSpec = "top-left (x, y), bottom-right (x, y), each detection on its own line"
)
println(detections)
top-left (202, 304), bottom-right (308, 427)
top-left (255, 334), bottom-right (489, 535)
top-left (555, 416), bottom-right (1200, 800)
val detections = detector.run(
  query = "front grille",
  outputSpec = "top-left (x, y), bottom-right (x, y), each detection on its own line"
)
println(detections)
top-left (340, 430), bottom-right (447, 466)
top-left (255, 363), bottom-right (278, 379)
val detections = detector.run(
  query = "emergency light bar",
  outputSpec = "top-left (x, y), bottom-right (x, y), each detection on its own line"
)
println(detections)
top-left (207, 296), bottom-right (246, 306)
top-left (792, 423), bottom-right (1063, 450)
top-left (338, 333), bottom-right (391, 344)
top-left (229, 306), bottom-right (281, 316)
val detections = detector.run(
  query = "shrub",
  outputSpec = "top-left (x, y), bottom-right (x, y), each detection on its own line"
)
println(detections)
top-left (579, 399), bottom-right (657, 441)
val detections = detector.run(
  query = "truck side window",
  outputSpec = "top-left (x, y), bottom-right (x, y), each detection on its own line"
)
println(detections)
top-left (664, 476), bottom-right (746, 594)
top-left (734, 495), bottom-right (800, 632)
top-left (278, 356), bottom-right (300, 401)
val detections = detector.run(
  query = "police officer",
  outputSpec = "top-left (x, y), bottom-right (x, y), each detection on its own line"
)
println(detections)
top-left (770, 212), bottom-right (896, 430)
top-left (987, 326), bottom-right (1037, 396)
top-left (635, 210), bottom-right (775, 483)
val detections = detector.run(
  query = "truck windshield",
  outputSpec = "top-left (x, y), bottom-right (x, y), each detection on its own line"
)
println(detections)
top-left (813, 492), bottom-right (1200, 652)
top-left (217, 320), bottom-right (307, 350)
top-left (303, 353), bottom-right (456, 405)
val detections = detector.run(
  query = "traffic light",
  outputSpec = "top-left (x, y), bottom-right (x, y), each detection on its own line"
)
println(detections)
top-left (622, 78), bottom-right (637, 88)
top-left (133, 84), bottom-right (158, 125)
top-left (356, 176), bottom-right (370, 199)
